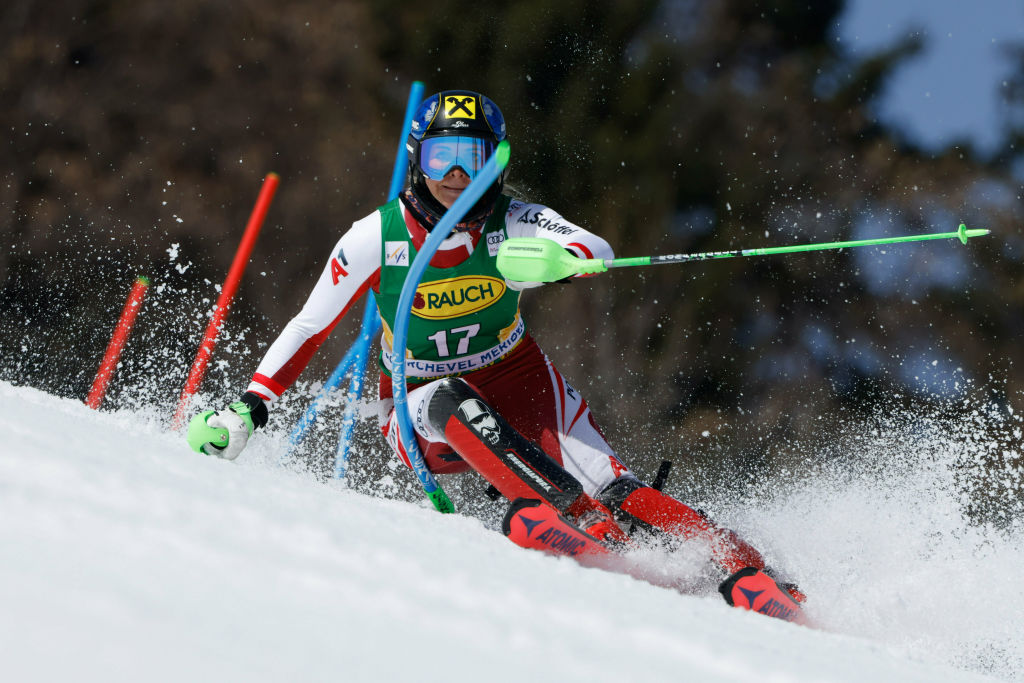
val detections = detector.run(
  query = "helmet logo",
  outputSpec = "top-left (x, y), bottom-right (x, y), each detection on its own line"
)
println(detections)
top-left (444, 95), bottom-right (476, 119)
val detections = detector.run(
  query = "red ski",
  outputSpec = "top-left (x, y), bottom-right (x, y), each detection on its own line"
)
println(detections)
top-left (501, 498), bottom-right (613, 563)
top-left (502, 497), bottom-right (809, 626)
top-left (719, 567), bottom-right (809, 626)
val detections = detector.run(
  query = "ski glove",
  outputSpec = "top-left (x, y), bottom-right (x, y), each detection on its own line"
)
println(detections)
top-left (186, 393), bottom-right (267, 460)
top-left (505, 249), bottom-right (577, 290)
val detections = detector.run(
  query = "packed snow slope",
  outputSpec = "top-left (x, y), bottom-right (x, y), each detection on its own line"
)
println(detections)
top-left (1, 381), bottom-right (1020, 682)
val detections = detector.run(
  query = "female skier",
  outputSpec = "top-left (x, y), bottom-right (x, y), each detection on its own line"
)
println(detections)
top-left (188, 90), bottom-right (806, 623)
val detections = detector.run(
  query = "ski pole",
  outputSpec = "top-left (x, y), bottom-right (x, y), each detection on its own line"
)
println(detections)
top-left (496, 223), bottom-right (991, 283)
top-left (391, 139), bottom-right (511, 513)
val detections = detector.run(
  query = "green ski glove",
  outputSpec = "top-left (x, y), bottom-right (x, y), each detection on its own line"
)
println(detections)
top-left (187, 401), bottom-right (256, 460)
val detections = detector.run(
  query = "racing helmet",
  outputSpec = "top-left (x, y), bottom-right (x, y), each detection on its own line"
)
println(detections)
top-left (406, 90), bottom-right (508, 224)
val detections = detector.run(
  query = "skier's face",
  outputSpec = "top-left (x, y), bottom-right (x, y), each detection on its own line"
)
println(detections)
top-left (418, 135), bottom-right (493, 208)
top-left (424, 167), bottom-right (470, 209)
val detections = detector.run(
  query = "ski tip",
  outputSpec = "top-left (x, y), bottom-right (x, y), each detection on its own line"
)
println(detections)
top-left (958, 223), bottom-right (990, 245)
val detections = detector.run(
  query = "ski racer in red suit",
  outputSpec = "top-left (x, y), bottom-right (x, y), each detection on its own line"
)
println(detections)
top-left (187, 90), bottom-right (807, 624)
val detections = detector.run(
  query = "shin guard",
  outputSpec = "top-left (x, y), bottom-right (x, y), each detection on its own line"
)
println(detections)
top-left (427, 378), bottom-right (583, 512)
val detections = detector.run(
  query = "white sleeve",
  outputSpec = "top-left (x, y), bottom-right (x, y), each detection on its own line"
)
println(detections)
top-left (247, 211), bottom-right (383, 403)
top-left (502, 200), bottom-right (614, 289)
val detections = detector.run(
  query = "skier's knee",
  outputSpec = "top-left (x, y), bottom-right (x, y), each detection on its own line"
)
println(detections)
top-left (427, 377), bottom-right (584, 510)
top-left (426, 377), bottom-right (493, 438)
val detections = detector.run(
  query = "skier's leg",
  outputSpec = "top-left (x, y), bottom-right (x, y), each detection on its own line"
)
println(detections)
top-left (595, 476), bottom-right (766, 576)
top-left (426, 376), bottom-right (586, 511)
top-left (522, 356), bottom-right (779, 579)
top-left (425, 377), bottom-right (629, 543)
top-left (595, 476), bottom-right (807, 614)
top-left (473, 348), bottom-right (795, 595)
top-left (379, 377), bottom-right (472, 475)
top-left (526, 359), bottom-right (767, 576)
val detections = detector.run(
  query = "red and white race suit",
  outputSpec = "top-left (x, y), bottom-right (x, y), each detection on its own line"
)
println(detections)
top-left (246, 198), bottom-right (633, 496)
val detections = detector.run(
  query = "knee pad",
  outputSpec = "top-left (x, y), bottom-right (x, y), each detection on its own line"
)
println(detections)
top-left (426, 378), bottom-right (497, 445)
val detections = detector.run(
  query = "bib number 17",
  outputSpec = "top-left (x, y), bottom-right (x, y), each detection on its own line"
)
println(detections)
top-left (426, 324), bottom-right (480, 357)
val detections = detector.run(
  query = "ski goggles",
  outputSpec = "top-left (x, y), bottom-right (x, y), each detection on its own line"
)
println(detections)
top-left (418, 135), bottom-right (496, 181)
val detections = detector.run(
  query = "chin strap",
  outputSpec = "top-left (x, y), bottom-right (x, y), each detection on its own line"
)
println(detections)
top-left (401, 188), bottom-right (491, 233)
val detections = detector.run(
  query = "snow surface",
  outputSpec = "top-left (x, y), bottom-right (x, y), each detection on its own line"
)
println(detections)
top-left (1, 381), bottom-right (1020, 682)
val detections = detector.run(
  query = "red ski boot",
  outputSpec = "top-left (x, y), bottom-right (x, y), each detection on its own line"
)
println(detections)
top-left (719, 567), bottom-right (808, 625)
top-left (566, 494), bottom-right (629, 545)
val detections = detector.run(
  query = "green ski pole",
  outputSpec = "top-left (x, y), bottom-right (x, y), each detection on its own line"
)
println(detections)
top-left (497, 224), bottom-right (990, 283)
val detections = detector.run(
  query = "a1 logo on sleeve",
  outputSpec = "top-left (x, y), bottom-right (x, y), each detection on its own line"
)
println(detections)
top-left (330, 247), bottom-right (349, 285)
top-left (385, 241), bottom-right (410, 267)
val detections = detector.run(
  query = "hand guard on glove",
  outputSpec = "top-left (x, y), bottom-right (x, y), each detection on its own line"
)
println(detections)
top-left (186, 392), bottom-right (268, 460)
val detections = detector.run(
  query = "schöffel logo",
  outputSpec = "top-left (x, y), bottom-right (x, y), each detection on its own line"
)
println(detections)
top-left (411, 276), bottom-right (506, 320)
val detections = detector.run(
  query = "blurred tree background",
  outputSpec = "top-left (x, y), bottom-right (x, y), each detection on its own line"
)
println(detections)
top-left (1, 0), bottom-right (1022, 512)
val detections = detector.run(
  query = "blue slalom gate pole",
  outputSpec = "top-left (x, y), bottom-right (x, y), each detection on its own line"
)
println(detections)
top-left (282, 342), bottom-right (360, 459)
top-left (391, 140), bottom-right (511, 513)
top-left (332, 80), bottom-right (425, 478)
top-left (281, 81), bottom-right (424, 465)
top-left (330, 299), bottom-right (380, 478)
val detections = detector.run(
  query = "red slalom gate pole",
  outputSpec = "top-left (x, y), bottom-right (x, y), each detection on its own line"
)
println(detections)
top-left (172, 172), bottom-right (279, 429)
top-left (85, 275), bottom-right (151, 409)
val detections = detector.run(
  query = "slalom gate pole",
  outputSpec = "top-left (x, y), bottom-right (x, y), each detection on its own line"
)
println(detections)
top-left (85, 275), bottom-right (150, 409)
top-left (278, 80), bottom-right (424, 468)
top-left (172, 172), bottom-right (279, 430)
top-left (332, 80), bottom-right (425, 478)
top-left (279, 344), bottom-right (361, 464)
top-left (496, 224), bottom-right (991, 283)
top-left (392, 140), bottom-right (511, 513)
top-left (330, 300), bottom-right (375, 478)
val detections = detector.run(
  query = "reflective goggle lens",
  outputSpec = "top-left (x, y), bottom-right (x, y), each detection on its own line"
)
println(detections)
top-left (419, 136), bottom-right (495, 181)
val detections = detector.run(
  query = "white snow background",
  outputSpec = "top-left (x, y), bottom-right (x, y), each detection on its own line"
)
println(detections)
top-left (1, 380), bottom-right (1021, 682)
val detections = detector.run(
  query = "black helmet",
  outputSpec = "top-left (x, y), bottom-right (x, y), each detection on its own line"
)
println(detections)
top-left (406, 90), bottom-right (508, 225)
